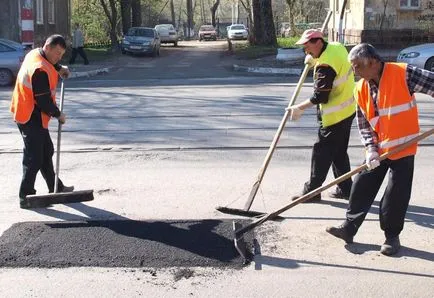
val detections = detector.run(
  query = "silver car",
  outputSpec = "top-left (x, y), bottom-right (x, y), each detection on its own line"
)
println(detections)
top-left (155, 24), bottom-right (178, 46)
top-left (227, 24), bottom-right (248, 40)
top-left (396, 43), bottom-right (434, 72)
top-left (0, 38), bottom-right (26, 86)
top-left (121, 27), bottom-right (161, 57)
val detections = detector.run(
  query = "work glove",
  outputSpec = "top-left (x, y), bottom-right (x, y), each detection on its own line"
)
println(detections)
top-left (58, 65), bottom-right (70, 79)
top-left (286, 105), bottom-right (304, 121)
top-left (304, 54), bottom-right (316, 69)
top-left (365, 150), bottom-right (380, 170)
top-left (57, 112), bottom-right (66, 124)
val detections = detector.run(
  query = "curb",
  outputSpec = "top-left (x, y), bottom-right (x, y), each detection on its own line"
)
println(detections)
top-left (233, 64), bottom-right (303, 76)
top-left (69, 67), bottom-right (113, 79)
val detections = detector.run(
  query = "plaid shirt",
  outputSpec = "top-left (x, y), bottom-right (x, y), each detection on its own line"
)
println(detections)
top-left (357, 63), bottom-right (434, 151)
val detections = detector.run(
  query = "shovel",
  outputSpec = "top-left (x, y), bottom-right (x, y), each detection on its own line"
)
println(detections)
top-left (233, 128), bottom-right (434, 262)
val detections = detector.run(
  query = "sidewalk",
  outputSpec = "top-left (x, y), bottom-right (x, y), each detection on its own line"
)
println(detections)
top-left (232, 47), bottom-right (401, 75)
top-left (67, 63), bottom-right (114, 79)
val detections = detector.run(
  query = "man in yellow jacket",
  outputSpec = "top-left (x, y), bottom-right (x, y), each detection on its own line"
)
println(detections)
top-left (326, 43), bottom-right (434, 256)
top-left (287, 29), bottom-right (356, 202)
top-left (10, 34), bottom-right (73, 208)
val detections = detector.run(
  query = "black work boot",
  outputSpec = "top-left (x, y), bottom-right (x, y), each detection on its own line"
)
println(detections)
top-left (19, 198), bottom-right (31, 209)
top-left (328, 187), bottom-right (350, 200)
top-left (59, 185), bottom-right (74, 192)
top-left (380, 236), bottom-right (401, 256)
top-left (326, 223), bottom-right (354, 243)
top-left (291, 193), bottom-right (321, 203)
top-left (291, 183), bottom-right (321, 203)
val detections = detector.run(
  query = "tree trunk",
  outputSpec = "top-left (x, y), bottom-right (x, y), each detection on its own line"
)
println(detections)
top-left (120, 0), bottom-right (131, 34)
top-left (131, 0), bottom-right (141, 27)
top-left (187, 0), bottom-right (193, 40)
top-left (260, 0), bottom-right (276, 46)
top-left (170, 0), bottom-right (176, 25)
top-left (210, 0), bottom-right (220, 27)
top-left (99, 0), bottom-right (118, 50)
top-left (240, 0), bottom-right (253, 39)
top-left (251, 0), bottom-right (263, 44)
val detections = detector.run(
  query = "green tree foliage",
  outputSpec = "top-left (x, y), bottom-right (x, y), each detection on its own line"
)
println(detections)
top-left (71, 0), bottom-right (114, 43)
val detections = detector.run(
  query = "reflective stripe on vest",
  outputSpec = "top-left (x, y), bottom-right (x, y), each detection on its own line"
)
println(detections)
top-left (378, 98), bottom-right (417, 116)
top-left (321, 96), bottom-right (354, 116)
top-left (314, 42), bottom-right (356, 127)
top-left (379, 133), bottom-right (420, 149)
top-left (332, 67), bottom-right (353, 88)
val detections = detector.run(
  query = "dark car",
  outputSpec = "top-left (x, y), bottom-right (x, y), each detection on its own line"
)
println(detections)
top-left (198, 25), bottom-right (217, 41)
top-left (121, 27), bottom-right (161, 56)
top-left (0, 38), bottom-right (26, 86)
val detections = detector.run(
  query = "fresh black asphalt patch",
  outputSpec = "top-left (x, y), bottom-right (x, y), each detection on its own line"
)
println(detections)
top-left (0, 219), bottom-right (254, 268)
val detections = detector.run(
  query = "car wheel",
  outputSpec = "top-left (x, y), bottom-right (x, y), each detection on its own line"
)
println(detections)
top-left (0, 68), bottom-right (14, 87)
top-left (425, 57), bottom-right (434, 72)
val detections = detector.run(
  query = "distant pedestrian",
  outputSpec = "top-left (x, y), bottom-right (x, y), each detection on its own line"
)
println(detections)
top-left (69, 23), bottom-right (89, 65)
top-left (326, 43), bottom-right (434, 256)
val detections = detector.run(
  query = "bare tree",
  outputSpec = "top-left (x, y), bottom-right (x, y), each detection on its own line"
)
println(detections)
top-left (170, 0), bottom-right (176, 25)
top-left (99, 0), bottom-right (119, 48)
top-left (285, 0), bottom-right (297, 37)
top-left (239, 0), bottom-right (253, 30)
top-left (210, 0), bottom-right (220, 27)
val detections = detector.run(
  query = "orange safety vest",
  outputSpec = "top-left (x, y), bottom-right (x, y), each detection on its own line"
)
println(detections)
top-left (10, 48), bottom-right (59, 129)
top-left (355, 63), bottom-right (419, 160)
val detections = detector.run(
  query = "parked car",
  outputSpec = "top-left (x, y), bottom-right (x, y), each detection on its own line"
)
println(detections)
top-left (121, 27), bottom-right (161, 56)
top-left (396, 43), bottom-right (434, 72)
top-left (198, 25), bottom-right (217, 41)
top-left (227, 24), bottom-right (248, 40)
top-left (0, 38), bottom-right (25, 86)
top-left (155, 24), bottom-right (178, 46)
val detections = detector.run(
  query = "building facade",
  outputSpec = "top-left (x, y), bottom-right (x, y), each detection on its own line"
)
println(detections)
top-left (330, 0), bottom-right (434, 47)
top-left (0, 0), bottom-right (71, 47)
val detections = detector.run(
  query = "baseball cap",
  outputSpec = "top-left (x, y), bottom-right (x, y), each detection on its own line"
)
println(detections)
top-left (295, 29), bottom-right (323, 45)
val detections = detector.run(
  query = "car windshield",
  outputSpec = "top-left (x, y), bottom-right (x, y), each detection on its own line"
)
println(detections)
top-left (0, 38), bottom-right (24, 50)
top-left (200, 26), bottom-right (214, 31)
top-left (156, 24), bottom-right (173, 30)
top-left (231, 25), bottom-right (245, 30)
top-left (127, 28), bottom-right (154, 37)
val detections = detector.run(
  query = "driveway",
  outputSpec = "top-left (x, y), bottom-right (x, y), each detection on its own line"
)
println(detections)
top-left (88, 40), bottom-right (240, 81)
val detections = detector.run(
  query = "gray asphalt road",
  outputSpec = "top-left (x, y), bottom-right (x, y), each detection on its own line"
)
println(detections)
top-left (0, 40), bottom-right (433, 297)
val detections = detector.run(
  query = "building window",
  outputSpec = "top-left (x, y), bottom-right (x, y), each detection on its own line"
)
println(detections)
top-left (400, 0), bottom-right (420, 8)
top-left (36, 0), bottom-right (43, 24)
top-left (48, 0), bottom-right (55, 24)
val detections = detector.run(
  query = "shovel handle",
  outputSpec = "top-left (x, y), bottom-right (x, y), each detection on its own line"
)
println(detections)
top-left (236, 128), bottom-right (434, 238)
top-left (54, 80), bottom-right (65, 193)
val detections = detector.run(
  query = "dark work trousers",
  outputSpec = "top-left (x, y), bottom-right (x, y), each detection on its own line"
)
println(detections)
top-left (303, 113), bottom-right (355, 195)
top-left (345, 155), bottom-right (414, 239)
top-left (17, 114), bottom-right (65, 199)
top-left (69, 47), bottom-right (89, 64)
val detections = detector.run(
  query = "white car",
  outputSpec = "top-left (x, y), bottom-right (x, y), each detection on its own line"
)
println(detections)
top-left (155, 24), bottom-right (178, 46)
top-left (396, 43), bottom-right (434, 72)
top-left (227, 24), bottom-right (248, 40)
